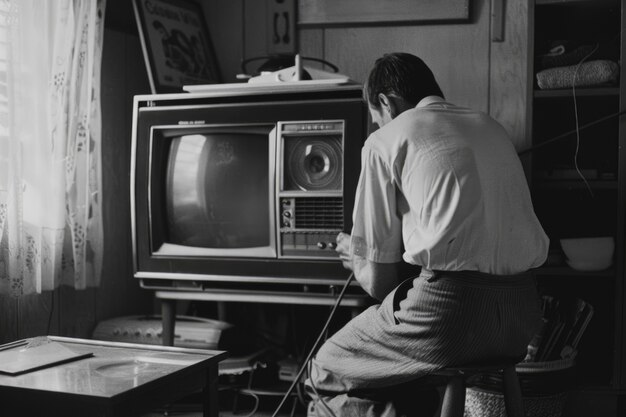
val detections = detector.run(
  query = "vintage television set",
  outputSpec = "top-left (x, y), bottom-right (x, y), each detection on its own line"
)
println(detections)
top-left (131, 84), bottom-right (368, 299)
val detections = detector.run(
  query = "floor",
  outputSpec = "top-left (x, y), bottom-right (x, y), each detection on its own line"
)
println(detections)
top-left (142, 412), bottom-right (304, 417)
top-left (138, 376), bottom-right (590, 417)
top-left (139, 387), bottom-right (579, 417)
top-left (140, 388), bottom-right (309, 417)
top-left (141, 407), bottom-right (307, 417)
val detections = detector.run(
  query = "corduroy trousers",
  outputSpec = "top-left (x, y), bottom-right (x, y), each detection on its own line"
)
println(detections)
top-left (306, 269), bottom-right (543, 417)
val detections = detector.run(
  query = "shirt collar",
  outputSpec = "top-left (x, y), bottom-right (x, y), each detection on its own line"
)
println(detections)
top-left (416, 95), bottom-right (446, 108)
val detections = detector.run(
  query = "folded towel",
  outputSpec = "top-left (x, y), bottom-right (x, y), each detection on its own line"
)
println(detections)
top-left (536, 59), bottom-right (619, 90)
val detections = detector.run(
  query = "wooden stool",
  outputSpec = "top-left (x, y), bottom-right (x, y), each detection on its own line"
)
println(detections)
top-left (434, 363), bottom-right (524, 417)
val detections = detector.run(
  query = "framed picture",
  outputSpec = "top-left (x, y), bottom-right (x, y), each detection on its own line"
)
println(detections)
top-left (132, 0), bottom-right (221, 93)
top-left (299, 0), bottom-right (470, 26)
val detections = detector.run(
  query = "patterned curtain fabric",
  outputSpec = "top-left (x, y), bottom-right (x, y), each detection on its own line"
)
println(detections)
top-left (0, 0), bottom-right (105, 296)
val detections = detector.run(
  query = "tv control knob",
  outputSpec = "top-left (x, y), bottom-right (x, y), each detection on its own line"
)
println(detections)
top-left (328, 242), bottom-right (337, 249)
top-left (317, 242), bottom-right (327, 249)
top-left (283, 211), bottom-right (291, 218)
top-left (282, 220), bottom-right (291, 227)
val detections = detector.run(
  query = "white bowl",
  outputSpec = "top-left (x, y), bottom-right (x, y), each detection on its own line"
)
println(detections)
top-left (560, 237), bottom-right (614, 271)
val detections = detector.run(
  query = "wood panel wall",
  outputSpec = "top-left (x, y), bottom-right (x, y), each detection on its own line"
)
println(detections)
top-left (489, 0), bottom-right (534, 153)
top-left (203, 0), bottom-right (534, 152)
top-left (97, 29), bottom-right (155, 326)
top-left (0, 28), bottom-right (154, 344)
top-left (206, 0), bottom-right (490, 110)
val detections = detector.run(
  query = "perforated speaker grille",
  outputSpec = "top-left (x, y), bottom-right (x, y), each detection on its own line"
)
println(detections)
top-left (294, 197), bottom-right (343, 229)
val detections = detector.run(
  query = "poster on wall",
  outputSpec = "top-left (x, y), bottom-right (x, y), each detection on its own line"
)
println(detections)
top-left (132, 0), bottom-right (221, 93)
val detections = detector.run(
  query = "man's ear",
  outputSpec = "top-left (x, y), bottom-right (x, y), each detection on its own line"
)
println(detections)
top-left (378, 93), bottom-right (396, 117)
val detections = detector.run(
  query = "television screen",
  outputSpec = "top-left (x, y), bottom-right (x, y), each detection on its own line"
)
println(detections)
top-left (165, 127), bottom-right (273, 250)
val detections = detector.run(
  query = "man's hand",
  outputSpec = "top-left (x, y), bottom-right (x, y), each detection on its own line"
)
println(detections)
top-left (335, 232), bottom-right (400, 300)
top-left (335, 232), bottom-right (353, 271)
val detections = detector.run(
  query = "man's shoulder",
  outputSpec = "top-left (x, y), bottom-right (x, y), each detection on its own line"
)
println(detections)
top-left (410, 102), bottom-right (508, 133)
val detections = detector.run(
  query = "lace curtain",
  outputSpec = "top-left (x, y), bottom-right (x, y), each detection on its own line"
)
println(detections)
top-left (0, 0), bottom-right (105, 296)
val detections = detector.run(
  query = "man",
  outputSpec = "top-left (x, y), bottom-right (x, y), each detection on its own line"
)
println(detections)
top-left (306, 53), bottom-right (549, 417)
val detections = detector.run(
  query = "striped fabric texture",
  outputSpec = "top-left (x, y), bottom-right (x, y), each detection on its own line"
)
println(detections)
top-left (307, 269), bottom-right (542, 417)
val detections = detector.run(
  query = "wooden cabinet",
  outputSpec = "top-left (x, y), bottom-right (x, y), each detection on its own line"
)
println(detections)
top-left (491, 0), bottom-right (626, 409)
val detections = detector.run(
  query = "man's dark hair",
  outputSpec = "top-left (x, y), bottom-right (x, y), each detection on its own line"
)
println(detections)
top-left (365, 52), bottom-right (444, 109)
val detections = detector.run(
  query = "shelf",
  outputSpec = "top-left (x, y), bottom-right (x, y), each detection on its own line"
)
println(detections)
top-left (536, 0), bottom-right (618, 6)
top-left (534, 87), bottom-right (620, 98)
top-left (533, 266), bottom-right (615, 277)
top-left (532, 180), bottom-right (618, 190)
top-left (529, 0), bottom-right (623, 398)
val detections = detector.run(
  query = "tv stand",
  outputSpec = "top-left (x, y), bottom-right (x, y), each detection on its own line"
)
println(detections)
top-left (155, 289), bottom-right (370, 346)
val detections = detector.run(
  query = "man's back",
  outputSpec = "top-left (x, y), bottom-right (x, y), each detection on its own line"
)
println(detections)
top-left (364, 97), bottom-right (549, 274)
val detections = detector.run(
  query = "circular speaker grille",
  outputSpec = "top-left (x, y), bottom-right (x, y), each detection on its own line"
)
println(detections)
top-left (285, 137), bottom-right (342, 191)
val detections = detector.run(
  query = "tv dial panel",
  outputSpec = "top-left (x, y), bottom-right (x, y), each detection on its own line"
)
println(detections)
top-left (277, 120), bottom-right (345, 259)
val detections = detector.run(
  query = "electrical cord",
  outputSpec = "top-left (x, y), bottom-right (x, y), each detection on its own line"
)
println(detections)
top-left (517, 109), bottom-right (626, 155)
top-left (270, 272), bottom-right (355, 417)
top-left (571, 44), bottom-right (601, 197)
top-left (307, 358), bottom-right (338, 417)
top-left (240, 55), bottom-right (339, 77)
top-left (235, 391), bottom-right (260, 417)
top-left (518, 41), bottom-right (625, 157)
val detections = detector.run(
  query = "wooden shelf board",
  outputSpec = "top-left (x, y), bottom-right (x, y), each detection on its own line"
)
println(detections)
top-left (536, 0), bottom-right (617, 6)
top-left (532, 180), bottom-right (618, 190)
top-left (534, 87), bottom-right (620, 98)
top-left (533, 266), bottom-right (615, 277)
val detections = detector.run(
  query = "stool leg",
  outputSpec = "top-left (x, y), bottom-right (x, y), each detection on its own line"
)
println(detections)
top-left (502, 365), bottom-right (525, 417)
top-left (440, 375), bottom-right (466, 417)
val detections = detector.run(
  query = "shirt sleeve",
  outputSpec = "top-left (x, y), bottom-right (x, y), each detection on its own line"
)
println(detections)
top-left (350, 143), bottom-right (403, 263)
